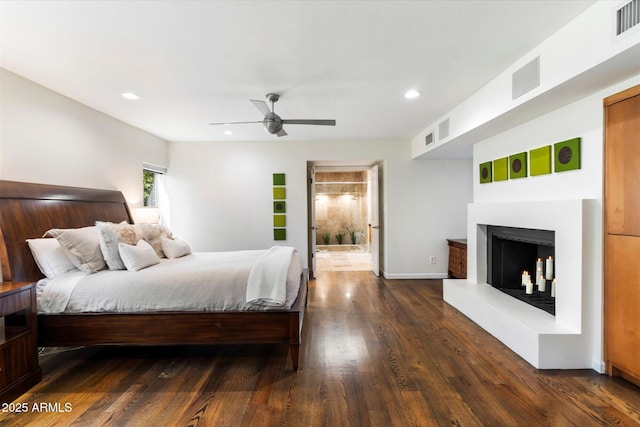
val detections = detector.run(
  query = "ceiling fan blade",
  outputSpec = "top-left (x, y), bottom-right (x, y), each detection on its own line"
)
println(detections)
top-left (281, 119), bottom-right (336, 126)
top-left (209, 121), bottom-right (262, 126)
top-left (276, 128), bottom-right (288, 137)
top-left (250, 99), bottom-right (271, 116)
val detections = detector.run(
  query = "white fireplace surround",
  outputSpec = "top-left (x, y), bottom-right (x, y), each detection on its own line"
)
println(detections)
top-left (444, 199), bottom-right (602, 371)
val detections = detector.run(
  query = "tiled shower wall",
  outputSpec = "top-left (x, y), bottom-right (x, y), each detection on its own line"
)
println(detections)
top-left (315, 171), bottom-right (369, 246)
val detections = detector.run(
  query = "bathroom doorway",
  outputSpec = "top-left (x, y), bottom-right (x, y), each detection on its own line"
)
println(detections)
top-left (308, 163), bottom-right (381, 276)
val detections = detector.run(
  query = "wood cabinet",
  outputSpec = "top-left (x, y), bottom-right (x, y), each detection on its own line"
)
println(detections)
top-left (447, 239), bottom-right (467, 279)
top-left (0, 282), bottom-right (41, 403)
top-left (604, 84), bottom-right (640, 386)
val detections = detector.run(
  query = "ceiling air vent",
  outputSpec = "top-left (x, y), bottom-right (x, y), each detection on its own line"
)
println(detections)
top-left (617, 0), bottom-right (639, 35)
top-left (425, 132), bottom-right (434, 146)
top-left (512, 57), bottom-right (540, 100)
top-left (439, 118), bottom-right (450, 140)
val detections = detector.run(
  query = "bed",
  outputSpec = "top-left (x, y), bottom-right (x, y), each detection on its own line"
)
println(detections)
top-left (0, 180), bottom-right (308, 370)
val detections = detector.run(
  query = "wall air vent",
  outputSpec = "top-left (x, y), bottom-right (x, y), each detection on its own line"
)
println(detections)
top-left (425, 132), bottom-right (434, 146)
top-left (438, 118), bottom-right (450, 140)
top-left (617, 0), bottom-right (639, 35)
top-left (512, 57), bottom-right (540, 100)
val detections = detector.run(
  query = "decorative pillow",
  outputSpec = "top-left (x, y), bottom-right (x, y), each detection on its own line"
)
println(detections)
top-left (26, 238), bottom-right (77, 278)
top-left (161, 237), bottom-right (191, 259)
top-left (140, 223), bottom-right (174, 257)
top-left (44, 226), bottom-right (105, 273)
top-left (118, 239), bottom-right (160, 271)
top-left (96, 221), bottom-right (142, 270)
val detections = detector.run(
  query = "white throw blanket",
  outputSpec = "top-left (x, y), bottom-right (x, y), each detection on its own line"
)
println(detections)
top-left (246, 246), bottom-right (295, 306)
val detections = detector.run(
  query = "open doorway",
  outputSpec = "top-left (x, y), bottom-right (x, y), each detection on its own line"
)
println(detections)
top-left (307, 162), bottom-right (381, 278)
top-left (315, 169), bottom-right (370, 272)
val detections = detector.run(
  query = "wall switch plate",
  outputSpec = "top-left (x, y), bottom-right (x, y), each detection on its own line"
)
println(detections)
top-left (430, 256), bottom-right (436, 265)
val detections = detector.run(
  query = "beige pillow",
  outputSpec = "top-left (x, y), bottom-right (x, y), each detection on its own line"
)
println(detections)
top-left (118, 239), bottom-right (160, 271)
top-left (45, 226), bottom-right (105, 273)
top-left (140, 223), bottom-right (173, 257)
top-left (96, 221), bottom-right (142, 270)
top-left (161, 237), bottom-right (191, 259)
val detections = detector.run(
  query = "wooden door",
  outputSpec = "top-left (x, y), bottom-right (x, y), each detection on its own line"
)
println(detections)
top-left (604, 84), bottom-right (640, 385)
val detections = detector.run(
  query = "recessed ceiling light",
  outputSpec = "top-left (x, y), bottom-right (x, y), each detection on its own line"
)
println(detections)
top-left (224, 130), bottom-right (233, 136)
top-left (121, 92), bottom-right (140, 100)
top-left (404, 89), bottom-right (421, 99)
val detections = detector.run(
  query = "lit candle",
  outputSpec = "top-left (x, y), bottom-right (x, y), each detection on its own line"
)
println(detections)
top-left (536, 258), bottom-right (543, 273)
top-left (521, 270), bottom-right (530, 286)
top-left (537, 274), bottom-right (546, 292)
top-left (551, 278), bottom-right (556, 298)
top-left (526, 279), bottom-right (533, 295)
top-left (545, 256), bottom-right (554, 280)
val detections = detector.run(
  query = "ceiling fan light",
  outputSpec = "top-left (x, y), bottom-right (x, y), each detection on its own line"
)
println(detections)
top-left (404, 89), bottom-right (421, 99)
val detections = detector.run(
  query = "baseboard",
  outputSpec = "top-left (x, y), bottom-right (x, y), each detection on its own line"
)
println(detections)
top-left (382, 272), bottom-right (448, 280)
top-left (592, 358), bottom-right (606, 374)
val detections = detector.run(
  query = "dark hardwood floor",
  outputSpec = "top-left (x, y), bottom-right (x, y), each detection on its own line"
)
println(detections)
top-left (2, 271), bottom-right (640, 426)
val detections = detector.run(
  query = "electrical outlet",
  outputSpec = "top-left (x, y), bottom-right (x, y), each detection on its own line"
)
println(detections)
top-left (429, 256), bottom-right (436, 265)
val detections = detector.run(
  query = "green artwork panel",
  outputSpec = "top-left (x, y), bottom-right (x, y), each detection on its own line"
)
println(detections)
top-left (479, 161), bottom-right (492, 184)
top-left (554, 138), bottom-right (581, 172)
top-left (273, 201), bottom-right (286, 213)
top-left (493, 157), bottom-right (508, 181)
top-left (273, 173), bottom-right (286, 186)
top-left (273, 215), bottom-right (286, 227)
top-left (509, 152), bottom-right (527, 179)
top-left (274, 228), bottom-right (287, 241)
top-left (273, 187), bottom-right (286, 200)
top-left (530, 146), bottom-right (551, 176)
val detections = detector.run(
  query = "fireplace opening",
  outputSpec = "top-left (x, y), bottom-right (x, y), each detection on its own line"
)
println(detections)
top-left (487, 226), bottom-right (555, 315)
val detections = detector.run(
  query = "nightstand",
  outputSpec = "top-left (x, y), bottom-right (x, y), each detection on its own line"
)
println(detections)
top-left (0, 282), bottom-right (41, 403)
top-left (447, 239), bottom-right (467, 279)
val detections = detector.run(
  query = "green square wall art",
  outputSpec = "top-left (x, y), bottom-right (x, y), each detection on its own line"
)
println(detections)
top-left (509, 152), bottom-right (527, 179)
top-left (273, 187), bottom-right (286, 200)
top-left (273, 215), bottom-right (286, 227)
top-left (530, 146), bottom-right (551, 176)
top-left (494, 157), bottom-right (508, 181)
top-left (274, 229), bottom-right (287, 241)
top-left (274, 201), bottom-right (286, 213)
top-left (479, 161), bottom-right (492, 184)
top-left (273, 173), bottom-right (286, 186)
top-left (554, 138), bottom-right (581, 172)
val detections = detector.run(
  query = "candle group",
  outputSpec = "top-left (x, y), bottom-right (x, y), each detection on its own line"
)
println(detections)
top-left (521, 256), bottom-right (555, 296)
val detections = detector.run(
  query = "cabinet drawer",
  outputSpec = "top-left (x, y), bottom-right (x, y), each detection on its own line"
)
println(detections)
top-left (0, 334), bottom-right (36, 390)
top-left (0, 290), bottom-right (31, 317)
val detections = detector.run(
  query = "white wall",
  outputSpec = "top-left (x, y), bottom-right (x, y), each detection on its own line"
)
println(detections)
top-left (0, 69), bottom-right (169, 206)
top-left (166, 140), bottom-right (472, 277)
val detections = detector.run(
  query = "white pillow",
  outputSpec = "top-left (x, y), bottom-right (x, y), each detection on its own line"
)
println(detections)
top-left (96, 221), bottom-right (142, 270)
top-left (118, 239), bottom-right (160, 271)
top-left (140, 223), bottom-right (174, 257)
top-left (44, 226), bottom-right (105, 273)
top-left (161, 237), bottom-right (191, 259)
top-left (26, 238), bottom-right (77, 278)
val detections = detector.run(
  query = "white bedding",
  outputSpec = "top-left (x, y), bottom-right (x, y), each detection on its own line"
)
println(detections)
top-left (37, 247), bottom-right (304, 314)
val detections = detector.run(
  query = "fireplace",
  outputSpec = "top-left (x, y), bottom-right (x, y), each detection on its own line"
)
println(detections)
top-left (487, 225), bottom-right (555, 315)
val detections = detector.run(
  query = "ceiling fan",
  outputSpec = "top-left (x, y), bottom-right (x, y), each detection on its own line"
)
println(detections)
top-left (210, 93), bottom-right (336, 137)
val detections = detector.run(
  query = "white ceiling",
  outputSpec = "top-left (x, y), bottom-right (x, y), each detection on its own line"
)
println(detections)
top-left (0, 0), bottom-right (597, 143)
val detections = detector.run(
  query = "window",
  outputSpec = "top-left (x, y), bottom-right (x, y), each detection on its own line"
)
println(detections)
top-left (142, 164), bottom-right (166, 207)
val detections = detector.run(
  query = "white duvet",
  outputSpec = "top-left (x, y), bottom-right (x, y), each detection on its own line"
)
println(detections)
top-left (37, 247), bottom-right (303, 314)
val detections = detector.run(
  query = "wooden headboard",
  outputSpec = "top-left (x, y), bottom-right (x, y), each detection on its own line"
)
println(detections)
top-left (0, 180), bottom-right (133, 282)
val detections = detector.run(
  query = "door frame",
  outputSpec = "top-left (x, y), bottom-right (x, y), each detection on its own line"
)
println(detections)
top-left (307, 160), bottom-right (383, 278)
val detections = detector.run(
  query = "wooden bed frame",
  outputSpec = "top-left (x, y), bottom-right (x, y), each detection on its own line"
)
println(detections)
top-left (0, 180), bottom-right (307, 370)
